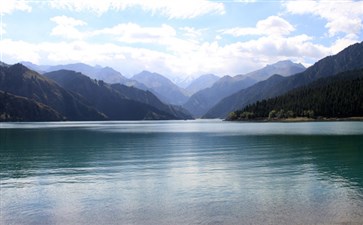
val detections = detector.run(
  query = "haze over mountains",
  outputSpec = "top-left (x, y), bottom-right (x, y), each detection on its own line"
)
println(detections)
top-left (185, 74), bottom-right (220, 95)
top-left (131, 71), bottom-right (190, 105)
top-left (24, 62), bottom-right (202, 105)
top-left (22, 62), bottom-right (129, 84)
top-left (183, 60), bottom-right (305, 117)
top-left (2, 42), bottom-right (363, 121)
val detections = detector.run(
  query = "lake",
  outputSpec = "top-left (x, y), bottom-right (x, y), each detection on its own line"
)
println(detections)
top-left (1, 120), bottom-right (363, 225)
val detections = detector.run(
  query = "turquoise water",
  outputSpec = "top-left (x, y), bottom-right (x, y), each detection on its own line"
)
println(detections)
top-left (1, 120), bottom-right (363, 224)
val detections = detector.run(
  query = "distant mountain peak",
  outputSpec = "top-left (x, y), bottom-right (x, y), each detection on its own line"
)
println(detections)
top-left (134, 70), bottom-right (173, 83)
top-left (136, 70), bottom-right (168, 79)
top-left (244, 60), bottom-right (306, 82)
top-left (23, 62), bottom-right (129, 84)
top-left (132, 70), bottom-right (189, 105)
top-left (185, 74), bottom-right (219, 95)
top-left (267, 60), bottom-right (305, 69)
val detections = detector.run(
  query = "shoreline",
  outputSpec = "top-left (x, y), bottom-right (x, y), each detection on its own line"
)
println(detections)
top-left (227, 117), bottom-right (363, 123)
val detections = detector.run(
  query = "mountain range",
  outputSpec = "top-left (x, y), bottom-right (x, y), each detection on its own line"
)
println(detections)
top-left (131, 71), bottom-right (190, 105)
top-left (185, 74), bottom-right (220, 95)
top-left (45, 70), bottom-right (192, 120)
top-left (0, 64), bottom-right (192, 121)
top-left (184, 60), bottom-right (305, 117)
top-left (241, 60), bottom-right (306, 81)
top-left (21, 60), bottom-right (305, 114)
top-left (0, 64), bottom-right (106, 121)
top-left (23, 62), bottom-right (191, 106)
top-left (2, 41), bottom-right (362, 121)
top-left (228, 69), bottom-right (363, 120)
top-left (22, 62), bottom-right (129, 84)
top-left (204, 42), bottom-right (363, 118)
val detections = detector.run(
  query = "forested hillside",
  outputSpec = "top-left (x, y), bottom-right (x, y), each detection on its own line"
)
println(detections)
top-left (205, 42), bottom-right (363, 119)
top-left (227, 69), bottom-right (363, 121)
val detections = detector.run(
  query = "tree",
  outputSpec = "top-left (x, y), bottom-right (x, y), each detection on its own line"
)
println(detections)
top-left (228, 112), bottom-right (238, 120)
top-left (268, 110), bottom-right (277, 119)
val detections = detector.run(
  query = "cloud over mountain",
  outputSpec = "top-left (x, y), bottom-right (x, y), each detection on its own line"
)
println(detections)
top-left (1, 0), bottom-right (362, 81)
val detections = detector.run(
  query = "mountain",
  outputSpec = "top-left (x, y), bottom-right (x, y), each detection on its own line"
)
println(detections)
top-left (44, 70), bottom-right (192, 120)
top-left (243, 60), bottom-right (305, 81)
top-left (0, 61), bottom-right (10, 68)
top-left (132, 71), bottom-right (189, 105)
top-left (0, 63), bottom-right (106, 121)
top-left (45, 63), bottom-right (127, 84)
top-left (183, 76), bottom-right (256, 118)
top-left (21, 61), bottom-right (49, 73)
top-left (204, 42), bottom-right (363, 119)
top-left (22, 62), bottom-right (129, 84)
top-left (228, 69), bottom-right (363, 120)
top-left (185, 74), bottom-right (219, 95)
top-left (110, 84), bottom-right (192, 119)
top-left (0, 90), bottom-right (64, 121)
top-left (173, 77), bottom-right (194, 89)
top-left (183, 60), bottom-right (303, 118)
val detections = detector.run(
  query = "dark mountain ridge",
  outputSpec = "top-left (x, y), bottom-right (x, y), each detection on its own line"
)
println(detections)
top-left (110, 84), bottom-right (192, 119)
top-left (228, 69), bottom-right (363, 120)
top-left (0, 63), bottom-right (192, 121)
top-left (44, 70), bottom-right (192, 120)
top-left (0, 63), bottom-right (106, 121)
top-left (0, 90), bottom-right (64, 121)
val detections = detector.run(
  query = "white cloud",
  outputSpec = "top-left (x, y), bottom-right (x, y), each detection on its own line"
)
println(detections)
top-left (44, 41), bottom-right (126, 63)
top-left (49, 0), bottom-right (225, 18)
top-left (0, 0), bottom-right (32, 15)
top-left (134, 0), bottom-right (225, 19)
top-left (1, 0), bottom-right (360, 82)
top-left (0, 17), bottom-right (346, 80)
top-left (222, 16), bottom-right (295, 37)
top-left (284, 0), bottom-right (363, 37)
top-left (94, 23), bottom-right (177, 44)
top-left (236, 34), bottom-right (330, 60)
top-left (0, 29), bottom-right (333, 79)
top-left (0, 23), bottom-right (5, 35)
top-left (234, 0), bottom-right (256, 2)
top-left (50, 16), bottom-right (87, 40)
top-left (49, 0), bottom-right (122, 16)
top-left (179, 27), bottom-right (205, 42)
top-left (0, 39), bottom-right (41, 63)
top-left (51, 15), bottom-right (87, 27)
top-left (331, 34), bottom-right (360, 54)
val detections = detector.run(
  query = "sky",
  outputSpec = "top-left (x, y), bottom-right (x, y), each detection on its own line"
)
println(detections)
top-left (1, 0), bottom-right (363, 82)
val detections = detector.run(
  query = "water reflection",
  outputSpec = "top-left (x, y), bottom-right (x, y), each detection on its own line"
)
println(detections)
top-left (1, 121), bottom-right (363, 224)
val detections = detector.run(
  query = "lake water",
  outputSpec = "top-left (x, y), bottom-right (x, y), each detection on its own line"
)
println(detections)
top-left (1, 120), bottom-right (363, 225)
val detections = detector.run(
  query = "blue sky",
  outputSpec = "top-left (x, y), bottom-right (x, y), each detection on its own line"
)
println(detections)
top-left (1, 0), bottom-right (362, 82)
